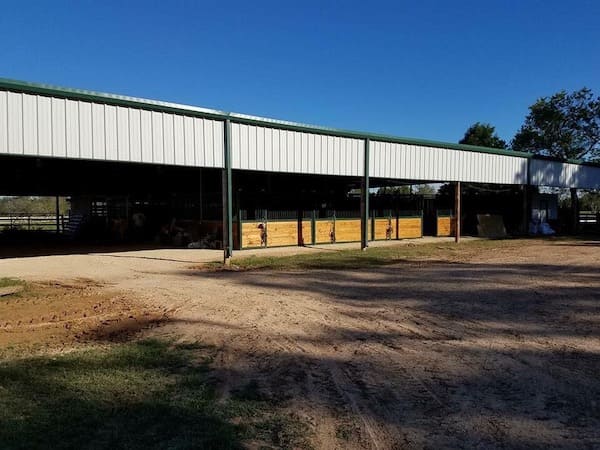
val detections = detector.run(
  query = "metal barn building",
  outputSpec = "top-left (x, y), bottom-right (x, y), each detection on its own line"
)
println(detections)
top-left (1, 78), bottom-right (599, 260)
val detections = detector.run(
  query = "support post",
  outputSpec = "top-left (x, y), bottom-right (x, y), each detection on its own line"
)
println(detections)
top-left (521, 185), bottom-right (530, 235)
top-left (455, 181), bottom-right (461, 243)
top-left (222, 119), bottom-right (233, 264)
top-left (361, 139), bottom-right (370, 250)
top-left (570, 187), bottom-right (579, 234)
top-left (55, 195), bottom-right (60, 234)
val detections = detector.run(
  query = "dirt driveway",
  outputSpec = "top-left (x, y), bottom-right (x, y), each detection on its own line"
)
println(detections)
top-left (2, 238), bottom-right (600, 449)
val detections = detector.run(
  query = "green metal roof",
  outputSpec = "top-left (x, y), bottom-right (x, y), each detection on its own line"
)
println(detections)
top-left (0, 76), bottom-right (590, 165)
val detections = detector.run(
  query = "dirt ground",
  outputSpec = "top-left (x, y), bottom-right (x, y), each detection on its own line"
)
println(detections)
top-left (1, 238), bottom-right (600, 449)
top-left (0, 279), bottom-right (166, 349)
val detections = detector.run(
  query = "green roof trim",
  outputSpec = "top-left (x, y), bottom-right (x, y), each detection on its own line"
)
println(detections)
top-left (1, 76), bottom-right (596, 167)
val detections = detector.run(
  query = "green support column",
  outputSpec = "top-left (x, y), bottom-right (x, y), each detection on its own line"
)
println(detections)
top-left (361, 139), bottom-right (370, 250)
top-left (222, 118), bottom-right (233, 264)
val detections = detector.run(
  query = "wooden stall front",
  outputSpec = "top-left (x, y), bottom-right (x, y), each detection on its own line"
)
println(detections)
top-left (436, 211), bottom-right (455, 237)
top-left (240, 221), bottom-right (267, 248)
top-left (315, 219), bottom-right (336, 244)
top-left (436, 217), bottom-right (455, 237)
top-left (372, 217), bottom-right (395, 240)
top-left (333, 218), bottom-right (362, 243)
top-left (398, 215), bottom-right (423, 239)
top-left (238, 218), bottom-right (313, 249)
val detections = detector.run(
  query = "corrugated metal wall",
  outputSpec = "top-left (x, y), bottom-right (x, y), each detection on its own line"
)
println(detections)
top-left (3, 86), bottom-right (600, 190)
top-left (0, 90), bottom-right (224, 168)
top-left (369, 141), bottom-right (528, 184)
top-left (230, 123), bottom-right (364, 176)
top-left (530, 159), bottom-right (600, 189)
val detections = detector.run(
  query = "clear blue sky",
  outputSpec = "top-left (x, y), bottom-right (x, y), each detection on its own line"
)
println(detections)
top-left (1, 1), bottom-right (598, 145)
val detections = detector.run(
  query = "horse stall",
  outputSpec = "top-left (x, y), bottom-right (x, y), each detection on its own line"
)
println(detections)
top-left (436, 209), bottom-right (455, 237)
top-left (397, 211), bottom-right (423, 239)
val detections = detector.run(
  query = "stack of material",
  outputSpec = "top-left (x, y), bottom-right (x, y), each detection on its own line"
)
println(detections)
top-left (477, 214), bottom-right (507, 238)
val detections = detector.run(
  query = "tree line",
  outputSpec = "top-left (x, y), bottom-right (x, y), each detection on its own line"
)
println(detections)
top-left (0, 197), bottom-right (68, 216)
top-left (459, 87), bottom-right (600, 162)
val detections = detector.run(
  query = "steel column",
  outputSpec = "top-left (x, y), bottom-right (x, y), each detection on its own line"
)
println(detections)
top-left (361, 138), bottom-right (370, 250)
top-left (222, 119), bottom-right (233, 263)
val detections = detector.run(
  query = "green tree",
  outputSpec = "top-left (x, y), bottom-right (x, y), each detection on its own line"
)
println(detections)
top-left (512, 88), bottom-right (600, 231)
top-left (459, 122), bottom-right (506, 149)
top-left (512, 88), bottom-right (600, 161)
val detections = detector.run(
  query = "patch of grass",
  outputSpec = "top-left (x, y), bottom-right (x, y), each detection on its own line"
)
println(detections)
top-left (206, 239), bottom-right (521, 272)
top-left (0, 339), bottom-right (310, 449)
top-left (0, 278), bottom-right (25, 289)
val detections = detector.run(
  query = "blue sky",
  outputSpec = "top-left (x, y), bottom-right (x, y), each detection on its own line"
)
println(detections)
top-left (1, 1), bottom-right (598, 145)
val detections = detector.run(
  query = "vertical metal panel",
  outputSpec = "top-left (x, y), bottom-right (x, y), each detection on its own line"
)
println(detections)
top-left (22, 93), bottom-right (38, 155)
top-left (369, 140), bottom-right (527, 184)
top-left (308, 133), bottom-right (316, 173)
top-left (129, 108), bottom-right (142, 162)
top-left (51, 98), bottom-right (66, 157)
top-left (105, 105), bottom-right (118, 161)
top-left (193, 118), bottom-right (205, 167)
top-left (0, 91), bottom-right (7, 155)
top-left (92, 103), bottom-right (106, 160)
top-left (173, 114), bottom-right (185, 165)
top-left (7, 92), bottom-right (23, 154)
top-left (0, 90), bottom-right (226, 168)
top-left (183, 116), bottom-right (194, 166)
top-left (162, 112), bottom-right (175, 164)
top-left (294, 132), bottom-right (302, 171)
top-left (212, 120), bottom-right (224, 167)
top-left (37, 96), bottom-right (52, 156)
top-left (257, 126), bottom-right (265, 170)
top-left (78, 101), bottom-right (93, 159)
top-left (229, 122), bottom-right (363, 176)
top-left (530, 159), bottom-right (600, 189)
top-left (151, 111), bottom-right (163, 164)
top-left (140, 110), bottom-right (153, 163)
top-left (204, 119), bottom-right (215, 167)
top-left (65, 99), bottom-right (80, 159)
top-left (301, 132), bottom-right (308, 173)
top-left (248, 124), bottom-right (257, 170)
top-left (264, 127), bottom-right (273, 171)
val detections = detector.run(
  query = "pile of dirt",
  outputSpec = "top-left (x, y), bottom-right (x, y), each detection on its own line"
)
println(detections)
top-left (0, 279), bottom-right (168, 350)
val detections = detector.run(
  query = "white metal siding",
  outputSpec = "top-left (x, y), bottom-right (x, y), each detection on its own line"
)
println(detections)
top-left (0, 90), bottom-right (224, 168)
top-left (230, 123), bottom-right (364, 176)
top-left (369, 141), bottom-right (528, 184)
top-left (530, 159), bottom-right (600, 189)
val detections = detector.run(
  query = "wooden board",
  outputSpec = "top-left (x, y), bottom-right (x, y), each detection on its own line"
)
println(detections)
top-left (398, 217), bottom-right (422, 239)
top-left (300, 220), bottom-right (312, 245)
top-left (241, 221), bottom-right (267, 248)
top-left (373, 218), bottom-right (395, 240)
top-left (334, 219), bottom-right (361, 242)
top-left (266, 220), bottom-right (298, 247)
top-left (240, 220), bottom-right (313, 248)
top-left (436, 216), bottom-right (455, 237)
top-left (315, 220), bottom-right (335, 244)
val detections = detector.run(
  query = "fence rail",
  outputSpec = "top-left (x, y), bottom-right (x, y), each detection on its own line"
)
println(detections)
top-left (0, 214), bottom-right (66, 232)
top-left (579, 211), bottom-right (599, 224)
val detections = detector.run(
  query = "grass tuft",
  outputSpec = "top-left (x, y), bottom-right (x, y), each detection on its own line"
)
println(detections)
top-left (205, 239), bottom-right (520, 272)
top-left (0, 278), bottom-right (25, 289)
top-left (0, 338), bottom-right (310, 449)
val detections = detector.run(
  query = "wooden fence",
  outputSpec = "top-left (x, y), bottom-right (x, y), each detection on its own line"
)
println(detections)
top-left (236, 211), bottom-right (424, 250)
